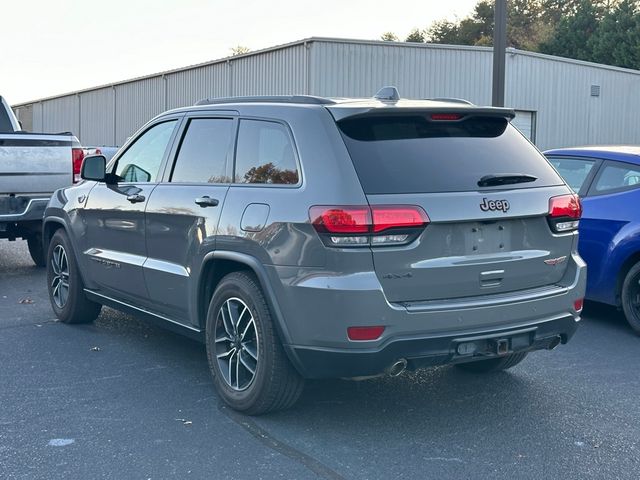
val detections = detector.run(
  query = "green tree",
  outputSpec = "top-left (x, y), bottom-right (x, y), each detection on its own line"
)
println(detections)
top-left (380, 32), bottom-right (399, 41)
top-left (425, 0), bottom-right (549, 49)
top-left (538, 0), bottom-right (606, 61)
top-left (405, 28), bottom-right (426, 43)
top-left (426, 20), bottom-right (461, 44)
top-left (588, 0), bottom-right (640, 69)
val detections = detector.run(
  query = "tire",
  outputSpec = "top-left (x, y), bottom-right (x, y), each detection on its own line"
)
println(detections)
top-left (205, 271), bottom-right (304, 415)
top-left (455, 352), bottom-right (528, 373)
top-left (621, 261), bottom-right (640, 335)
top-left (27, 234), bottom-right (45, 267)
top-left (46, 229), bottom-right (101, 324)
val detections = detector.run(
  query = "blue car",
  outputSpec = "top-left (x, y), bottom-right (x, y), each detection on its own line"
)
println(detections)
top-left (545, 146), bottom-right (640, 334)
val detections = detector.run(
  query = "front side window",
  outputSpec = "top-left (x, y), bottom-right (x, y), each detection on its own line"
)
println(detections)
top-left (234, 119), bottom-right (299, 185)
top-left (593, 162), bottom-right (640, 194)
top-left (547, 156), bottom-right (597, 193)
top-left (114, 120), bottom-right (177, 182)
top-left (171, 118), bottom-right (234, 183)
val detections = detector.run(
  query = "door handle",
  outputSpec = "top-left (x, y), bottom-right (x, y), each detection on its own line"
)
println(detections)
top-left (126, 194), bottom-right (146, 203)
top-left (195, 196), bottom-right (219, 207)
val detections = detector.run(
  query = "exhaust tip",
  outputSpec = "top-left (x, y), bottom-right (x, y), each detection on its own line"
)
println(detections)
top-left (386, 358), bottom-right (408, 377)
top-left (547, 335), bottom-right (562, 350)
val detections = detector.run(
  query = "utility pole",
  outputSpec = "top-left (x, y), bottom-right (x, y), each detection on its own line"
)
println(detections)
top-left (492, 0), bottom-right (507, 107)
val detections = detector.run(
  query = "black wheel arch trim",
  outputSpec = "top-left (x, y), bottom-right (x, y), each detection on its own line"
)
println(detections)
top-left (42, 216), bottom-right (91, 289)
top-left (200, 251), bottom-right (307, 375)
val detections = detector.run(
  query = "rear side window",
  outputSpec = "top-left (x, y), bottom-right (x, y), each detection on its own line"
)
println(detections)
top-left (234, 119), bottom-right (299, 185)
top-left (171, 118), bottom-right (234, 183)
top-left (547, 157), bottom-right (597, 193)
top-left (338, 115), bottom-right (563, 194)
top-left (593, 162), bottom-right (640, 194)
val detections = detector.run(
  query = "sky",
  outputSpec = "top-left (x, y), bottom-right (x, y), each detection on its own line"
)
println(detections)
top-left (2, 0), bottom-right (478, 104)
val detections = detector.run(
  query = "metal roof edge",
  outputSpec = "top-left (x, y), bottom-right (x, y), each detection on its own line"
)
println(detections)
top-left (12, 37), bottom-right (640, 107)
top-left (506, 48), bottom-right (640, 77)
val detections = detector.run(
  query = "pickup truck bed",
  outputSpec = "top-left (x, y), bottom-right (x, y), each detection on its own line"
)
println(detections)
top-left (1, 96), bottom-right (81, 266)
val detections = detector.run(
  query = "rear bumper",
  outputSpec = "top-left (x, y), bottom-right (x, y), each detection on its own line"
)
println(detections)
top-left (0, 196), bottom-right (48, 238)
top-left (288, 313), bottom-right (578, 378)
top-left (266, 252), bottom-right (586, 379)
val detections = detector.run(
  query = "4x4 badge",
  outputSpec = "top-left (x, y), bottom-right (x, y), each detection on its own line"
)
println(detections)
top-left (480, 198), bottom-right (510, 213)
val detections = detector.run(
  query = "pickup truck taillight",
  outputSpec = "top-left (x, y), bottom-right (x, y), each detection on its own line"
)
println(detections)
top-left (310, 205), bottom-right (429, 247)
top-left (72, 148), bottom-right (85, 183)
top-left (547, 194), bottom-right (581, 233)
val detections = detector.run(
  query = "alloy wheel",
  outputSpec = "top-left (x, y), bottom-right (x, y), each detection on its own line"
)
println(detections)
top-left (51, 245), bottom-right (70, 309)
top-left (214, 297), bottom-right (259, 391)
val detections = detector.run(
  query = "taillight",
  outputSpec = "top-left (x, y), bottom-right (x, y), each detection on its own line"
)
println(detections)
top-left (310, 205), bottom-right (429, 247)
top-left (72, 148), bottom-right (85, 184)
top-left (574, 298), bottom-right (584, 312)
top-left (547, 194), bottom-right (581, 233)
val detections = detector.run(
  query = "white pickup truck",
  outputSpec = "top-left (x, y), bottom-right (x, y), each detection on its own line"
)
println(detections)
top-left (0, 95), bottom-right (83, 266)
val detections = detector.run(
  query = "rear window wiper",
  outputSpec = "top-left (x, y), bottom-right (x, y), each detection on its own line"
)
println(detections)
top-left (478, 173), bottom-right (537, 187)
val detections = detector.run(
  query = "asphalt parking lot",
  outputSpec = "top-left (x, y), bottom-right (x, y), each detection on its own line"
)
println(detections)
top-left (1, 239), bottom-right (639, 480)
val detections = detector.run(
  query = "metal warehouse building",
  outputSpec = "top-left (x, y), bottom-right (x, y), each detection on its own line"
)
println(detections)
top-left (12, 37), bottom-right (640, 150)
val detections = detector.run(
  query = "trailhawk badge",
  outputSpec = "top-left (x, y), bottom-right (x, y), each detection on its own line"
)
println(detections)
top-left (480, 198), bottom-right (510, 213)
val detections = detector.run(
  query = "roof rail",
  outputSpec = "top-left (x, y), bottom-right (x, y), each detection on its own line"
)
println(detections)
top-left (427, 97), bottom-right (475, 105)
top-left (195, 95), bottom-right (335, 106)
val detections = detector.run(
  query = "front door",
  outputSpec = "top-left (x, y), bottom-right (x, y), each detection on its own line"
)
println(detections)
top-left (81, 119), bottom-right (180, 303)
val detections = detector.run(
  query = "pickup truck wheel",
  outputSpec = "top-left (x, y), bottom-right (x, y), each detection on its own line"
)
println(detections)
top-left (455, 352), bottom-right (528, 373)
top-left (205, 271), bottom-right (304, 415)
top-left (46, 230), bottom-right (101, 324)
top-left (621, 261), bottom-right (640, 335)
top-left (27, 234), bottom-right (45, 267)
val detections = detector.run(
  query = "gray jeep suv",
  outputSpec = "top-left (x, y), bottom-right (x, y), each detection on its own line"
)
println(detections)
top-left (43, 88), bottom-right (586, 414)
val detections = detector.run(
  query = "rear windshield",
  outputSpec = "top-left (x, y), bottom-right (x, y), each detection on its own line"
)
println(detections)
top-left (338, 114), bottom-right (563, 194)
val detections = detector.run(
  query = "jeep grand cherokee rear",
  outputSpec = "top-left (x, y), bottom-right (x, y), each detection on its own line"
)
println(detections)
top-left (280, 100), bottom-right (585, 381)
top-left (44, 92), bottom-right (585, 415)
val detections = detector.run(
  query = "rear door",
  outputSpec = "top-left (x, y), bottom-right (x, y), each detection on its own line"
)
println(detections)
top-left (144, 115), bottom-right (235, 323)
top-left (337, 113), bottom-right (573, 303)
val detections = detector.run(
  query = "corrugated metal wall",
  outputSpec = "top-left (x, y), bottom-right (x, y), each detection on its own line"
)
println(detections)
top-left (14, 38), bottom-right (640, 150)
top-left (166, 63), bottom-right (228, 109)
top-left (80, 88), bottom-right (115, 146)
top-left (506, 51), bottom-right (640, 149)
top-left (309, 40), bottom-right (493, 104)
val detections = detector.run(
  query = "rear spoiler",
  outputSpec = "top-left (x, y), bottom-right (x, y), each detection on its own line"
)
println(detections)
top-left (327, 105), bottom-right (516, 122)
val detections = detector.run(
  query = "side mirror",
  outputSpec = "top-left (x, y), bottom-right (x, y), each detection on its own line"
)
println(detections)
top-left (81, 154), bottom-right (107, 182)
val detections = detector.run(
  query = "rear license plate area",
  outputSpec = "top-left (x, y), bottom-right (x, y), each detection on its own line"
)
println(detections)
top-left (464, 221), bottom-right (511, 255)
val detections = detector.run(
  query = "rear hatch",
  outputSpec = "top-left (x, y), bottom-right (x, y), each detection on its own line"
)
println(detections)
top-left (334, 109), bottom-right (575, 303)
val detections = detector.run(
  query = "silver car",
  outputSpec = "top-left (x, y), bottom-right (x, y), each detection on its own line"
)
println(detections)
top-left (43, 88), bottom-right (586, 414)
